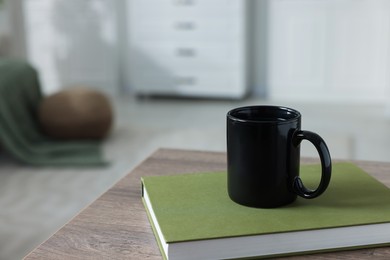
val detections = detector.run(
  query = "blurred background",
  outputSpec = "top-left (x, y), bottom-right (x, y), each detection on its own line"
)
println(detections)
top-left (1, 0), bottom-right (390, 259)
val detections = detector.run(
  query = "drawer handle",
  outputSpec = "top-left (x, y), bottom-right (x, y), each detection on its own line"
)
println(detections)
top-left (175, 77), bottom-right (196, 85)
top-left (174, 0), bottom-right (195, 6)
top-left (176, 48), bottom-right (196, 57)
top-left (175, 21), bottom-right (196, 30)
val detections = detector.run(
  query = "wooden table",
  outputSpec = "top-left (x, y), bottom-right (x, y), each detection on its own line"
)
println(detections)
top-left (24, 148), bottom-right (390, 259)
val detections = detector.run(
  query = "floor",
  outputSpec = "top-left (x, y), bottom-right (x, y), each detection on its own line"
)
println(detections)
top-left (1, 95), bottom-right (390, 260)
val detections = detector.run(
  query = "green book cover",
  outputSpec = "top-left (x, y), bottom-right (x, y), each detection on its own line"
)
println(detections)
top-left (141, 163), bottom-right (390, 259)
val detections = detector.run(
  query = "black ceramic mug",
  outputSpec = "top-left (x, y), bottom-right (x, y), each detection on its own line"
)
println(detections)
top-left (227, 106), bottom-right (331, 208)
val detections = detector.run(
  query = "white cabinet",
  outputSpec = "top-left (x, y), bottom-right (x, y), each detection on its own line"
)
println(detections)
top-left (126, 0), bottom-right (248, 99)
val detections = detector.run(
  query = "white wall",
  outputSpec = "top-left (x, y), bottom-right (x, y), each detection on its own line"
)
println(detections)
top-left (21, 0), bottom-right (120, 96)
top-left (2, 0), bottom-right (27, 58)
top-left (260, 0), bottom-right (390, 103)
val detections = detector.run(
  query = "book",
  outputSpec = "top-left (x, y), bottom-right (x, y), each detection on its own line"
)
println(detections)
top-left (141, 163), bottom-right (390, 260)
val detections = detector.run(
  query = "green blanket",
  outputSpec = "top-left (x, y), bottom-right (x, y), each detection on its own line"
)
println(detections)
top-left (0, 59), bottom-right (107, 166)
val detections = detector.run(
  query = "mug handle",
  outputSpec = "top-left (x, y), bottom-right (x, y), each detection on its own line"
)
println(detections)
top-left (292, 130), bottom-right (332, 199)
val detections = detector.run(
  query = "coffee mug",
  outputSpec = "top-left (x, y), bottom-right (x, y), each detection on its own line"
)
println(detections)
top-left (227, 106), bottom-right (331, 208)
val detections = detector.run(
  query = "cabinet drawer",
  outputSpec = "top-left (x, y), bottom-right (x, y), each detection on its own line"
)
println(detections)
top-left (131, 69), bottom-right (245, 93)
top-left (130, 18), bottom-right (243, 43)
top-left (130, 42), bottom-right (243, 69)
top-left (128, 0), bottom-right (243, 20)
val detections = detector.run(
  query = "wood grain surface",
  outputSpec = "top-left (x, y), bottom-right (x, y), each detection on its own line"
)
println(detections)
top-left (24, 148), bottom-right (390, 260)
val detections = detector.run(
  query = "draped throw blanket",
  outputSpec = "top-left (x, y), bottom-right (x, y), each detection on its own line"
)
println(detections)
top-left (0, 59), bottom-right (107, 166)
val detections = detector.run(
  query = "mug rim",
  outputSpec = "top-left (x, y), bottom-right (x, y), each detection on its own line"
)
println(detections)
top-left (227, 105), bottom-right (301, 124)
